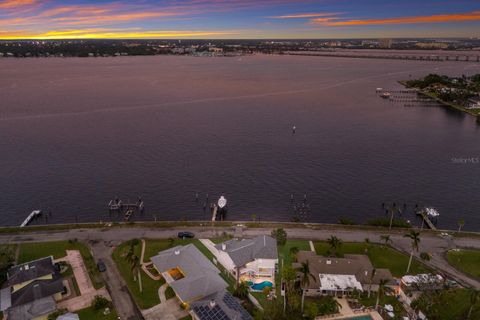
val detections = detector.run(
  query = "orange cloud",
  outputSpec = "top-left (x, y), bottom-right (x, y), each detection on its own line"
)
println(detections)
top-left (0, 28), bottom-right (237, 39)
top-left (270, 12), bottom-right (340, 19)
top-left (0, 0), bottom-right (35, 9)
top-left (312, 10), bottom-right (480, 26)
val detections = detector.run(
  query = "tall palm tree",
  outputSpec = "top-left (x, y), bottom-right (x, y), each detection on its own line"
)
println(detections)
top-left (327, 235), bottom-right (342, 256)
top-left (297, 260), bottom-right (315, 312)
top-left (388, 207), bottom-right (400, 230)
top-left (368, 268), bottom-right (376, 298)
top-left (404, 230), bottom-right (421, 274)
top-left (380, 234), bottom-right (392, 247)
top-left (467, 289), bottom-right (479, 319)
top-left (375, 279), bottom-right (390, 310)
top-left (130, 254), bottom-right (143, 293)
top-left (458, 219), bottom-right (465, 233)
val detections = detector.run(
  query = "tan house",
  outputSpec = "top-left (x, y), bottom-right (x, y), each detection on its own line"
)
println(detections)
top-left (293, 251), bottom-right (394, 297)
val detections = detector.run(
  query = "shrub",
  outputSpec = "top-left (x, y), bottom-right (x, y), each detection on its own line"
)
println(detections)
top-left (271, 228), bottom-right (287, 246)
top-left (92, 295), bottom-right (110, 310)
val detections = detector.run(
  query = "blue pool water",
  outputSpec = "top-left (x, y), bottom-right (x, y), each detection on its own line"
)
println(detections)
top-left (247, 281), bottom-right (273, 291)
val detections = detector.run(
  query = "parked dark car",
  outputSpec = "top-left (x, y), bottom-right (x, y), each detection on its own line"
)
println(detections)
top-left (97, 260), bottom-right (107, 272)
top-left (178, 231), bottom-right (195, 239)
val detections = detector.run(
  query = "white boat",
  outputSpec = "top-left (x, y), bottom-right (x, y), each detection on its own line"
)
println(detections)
top-left (218, 196), bottom-right (227, 209)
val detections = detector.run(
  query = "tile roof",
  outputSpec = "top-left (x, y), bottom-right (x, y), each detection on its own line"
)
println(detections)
top-left (294, 251), bottom-right (394, 289)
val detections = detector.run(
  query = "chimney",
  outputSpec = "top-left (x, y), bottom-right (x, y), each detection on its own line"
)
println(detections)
top-left (326, 259), bottom-right (331, 265)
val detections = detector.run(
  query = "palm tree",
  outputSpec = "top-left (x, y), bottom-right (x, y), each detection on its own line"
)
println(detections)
top-left (234, 281), bottom-right (250, 299)
top-left (364, 238), bottom-right (370, 254)
top-left (375, 279), bottom-right (390, 310)
top-left (368, 268), bottom-right (376, 298)
top-left (458, 219), bottom-right (465, 233)
top-left (297, 260), bottom-right (315, 312)
top-left (290, 246), bottom-right (299, 262)
top-left (380, 234), bottom-right (392, 247)
top-left (388, 207), bottom-right (400, 230)
top-left (130, 254), bottom-right (143, 293)
top-left (327, 235), bottom-right (342, 256)
top-left (404, 230), bottom-right (421, 274)
top-left (467, 289), bottom-right (479, 319)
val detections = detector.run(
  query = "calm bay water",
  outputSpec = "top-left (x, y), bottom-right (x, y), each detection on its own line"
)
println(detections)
top-left (0, 55), bottom-right (479, 230)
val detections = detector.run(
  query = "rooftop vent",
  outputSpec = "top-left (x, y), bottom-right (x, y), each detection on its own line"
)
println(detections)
top-left (222, 243), bottom-right (227, 251)
top-left (209, 299), bottom-right (216, 309)
top-left (326, 259), bottom-right (331, 265)
top-left (174, 250), bottom-right (180, 255)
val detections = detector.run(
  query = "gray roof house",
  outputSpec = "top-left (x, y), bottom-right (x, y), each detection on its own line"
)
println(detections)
top-left (151, 244), bottom-right (228, 303)
top-left (0, 256), bottom-right (64, 320)
top-left (214, 235), bottom-right (278, 268)
top-left (7, 256), bottom-right (58, 286)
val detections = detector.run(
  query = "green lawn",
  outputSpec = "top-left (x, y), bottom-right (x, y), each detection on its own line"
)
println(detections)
top-left (165, 285), bottom-right (175, 300)
top-left (112, 239), bottom-right (165, 309)
top-left (447, 249), bottom-right (480, 279)
top-left (77, 306), bottom-right (118, 320)
top-left (112, 237), bottom-right (235, 309)
top-left (314, 241), bottom-right (431, 277)
top-left (412, 288), bottom-right (480, 320)
top-left (17, 240), bottom-right (104, 289)
top-left (278, 240), bottom-right (311, 268)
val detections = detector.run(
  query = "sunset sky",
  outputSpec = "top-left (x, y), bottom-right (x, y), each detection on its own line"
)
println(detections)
top-left (1, 0), bottom-right (480, 39)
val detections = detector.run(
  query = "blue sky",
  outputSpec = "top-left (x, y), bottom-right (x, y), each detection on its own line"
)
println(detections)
top-left (1, 0), bottom-right (479, 39)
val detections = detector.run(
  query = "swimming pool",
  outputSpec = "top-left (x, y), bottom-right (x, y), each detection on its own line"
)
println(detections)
top-left (247, 281), bottom-right (273, 291)
top-left (342, 316), bottom-right (373, 320)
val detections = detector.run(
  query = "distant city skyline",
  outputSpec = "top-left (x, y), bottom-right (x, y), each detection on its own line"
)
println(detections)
top-left (1, 0), bottom-right (480, 39)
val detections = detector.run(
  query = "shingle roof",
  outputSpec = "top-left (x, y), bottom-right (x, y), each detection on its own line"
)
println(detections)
top-left (11, 275), bottom-right (64, 307)
top-left (215, 235), bottom-right (278, 267)
top-left (191, 290), bottom-right (253, 320)
top-left (151, 244), bottom-right (228, 302)
top-left (7, 256), bottom-right (57, 286)
top-left (5, 295), bottom-right (57, 320)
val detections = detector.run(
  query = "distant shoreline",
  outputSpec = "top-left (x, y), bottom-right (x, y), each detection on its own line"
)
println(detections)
top-left (399, 80), bottom-right (480, 118)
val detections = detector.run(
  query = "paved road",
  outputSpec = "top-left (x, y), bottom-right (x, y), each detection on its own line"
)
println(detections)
top-left (1, 225), bottom-right (479, 319)
top-left (90, 240), bottom-right (144, 320)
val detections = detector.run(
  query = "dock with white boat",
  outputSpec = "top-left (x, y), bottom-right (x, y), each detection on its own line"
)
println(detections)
top-left (417, 207), bottom-right (439, 230)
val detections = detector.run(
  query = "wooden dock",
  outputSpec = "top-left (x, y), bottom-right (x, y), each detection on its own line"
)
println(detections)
top-left (108, 198), bottom-right (144, 213)
top-left (20, 210), bottom-right (42, 227)
top-left (417, 211), bottom-right (437, 230)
